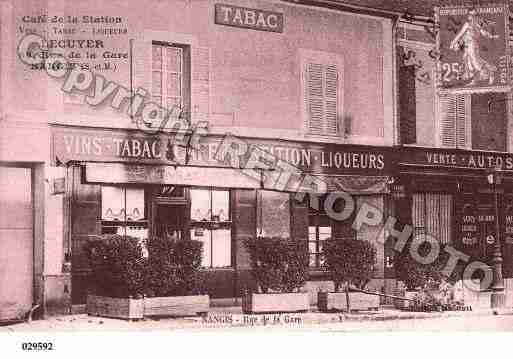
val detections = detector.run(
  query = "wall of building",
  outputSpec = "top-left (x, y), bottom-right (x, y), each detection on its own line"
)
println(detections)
top-left (0, 0), bottom-right (397, 313)
top-left (2, 0), bottom-right (395, 145)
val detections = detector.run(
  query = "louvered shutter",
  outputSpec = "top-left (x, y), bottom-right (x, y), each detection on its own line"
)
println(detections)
top-left (191, 46), bottom-right (210, 123)
top-left (305, 63), bottom-right (340, 136)
top-left (325, 65), bottom-right (339, 135)
top-left (439, 93), bottom-right (468, 148)
top-left (455, 95), bottom-right (467, 148)
top-left (305, 63), bottom-right (324, 135)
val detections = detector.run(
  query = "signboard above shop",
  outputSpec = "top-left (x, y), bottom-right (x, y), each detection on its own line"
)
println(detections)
top-left (436, 4), bottom-right (510, 93)
top-left (50, 125), bottom-right (393, 176)
top-left (399, 146), bottom-right (513, 172)
top-left (214, 3), bottom-right (284, 33)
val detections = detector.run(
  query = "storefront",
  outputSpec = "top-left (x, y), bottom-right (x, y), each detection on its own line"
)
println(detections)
top-left (50, 124), bottom-right (395, 304)
top-left (395, 146), bottom-right (513, 291)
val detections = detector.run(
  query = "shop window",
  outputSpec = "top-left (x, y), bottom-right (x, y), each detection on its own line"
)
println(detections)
top-left (412, 193), bottom-right (452, 245)
top-left (190, 189), bottom-right (231, 268)
top-left (308, 213), bottom-right (331, 268)
top-left (301, 49), bottom-right (344, 137)
top-left (100, 186), bottom-right (148, 239)
top-left (439, 93), bottom-right (470, 149)
top-left (152, 41), bottom-right (190, 121)
top-left (307, 195), bottom-right (357, 268)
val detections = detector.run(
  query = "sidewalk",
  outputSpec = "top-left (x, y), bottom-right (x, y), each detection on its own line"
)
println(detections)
top-left (2, 306), bottom-right (513, 332)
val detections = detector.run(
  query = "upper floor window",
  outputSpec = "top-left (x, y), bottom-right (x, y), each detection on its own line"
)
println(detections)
top-left (301, 50), bottom-right (344, 138)
top-left (151, 41), bottom-right (191, 120)
top-left (438, 93), bottom-right (471, 149)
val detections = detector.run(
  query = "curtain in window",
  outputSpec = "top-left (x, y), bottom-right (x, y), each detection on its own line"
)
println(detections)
top-left (412, 193), bottom-right (452, 245)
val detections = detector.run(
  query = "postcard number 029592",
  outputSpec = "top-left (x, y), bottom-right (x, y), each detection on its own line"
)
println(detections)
top-left (21, 342), bottom-right (54, 351)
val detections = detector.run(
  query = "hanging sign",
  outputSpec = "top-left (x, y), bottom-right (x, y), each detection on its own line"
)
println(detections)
top-left (437, 4), bottom-right (510, 93)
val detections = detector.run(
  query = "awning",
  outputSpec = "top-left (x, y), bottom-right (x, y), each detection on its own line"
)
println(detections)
top-left (313, 175), bottom-right (390, 195)
top-left (85, 163), bottom-right (391, 195)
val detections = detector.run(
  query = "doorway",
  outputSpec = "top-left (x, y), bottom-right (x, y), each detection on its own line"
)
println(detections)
top-left (151, 186), bottom-right (190, 240)
top-left (0, 166), bottom-right (33, 320)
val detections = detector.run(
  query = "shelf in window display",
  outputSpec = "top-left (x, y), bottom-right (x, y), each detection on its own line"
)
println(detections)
top-left (101, 219), bottom-right (148, 227)
top-left (190, 220), bottom-right (232, 229)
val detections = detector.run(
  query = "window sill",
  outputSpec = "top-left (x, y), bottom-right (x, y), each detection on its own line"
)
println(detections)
top-left (201, 267), bottom-right (235, 272)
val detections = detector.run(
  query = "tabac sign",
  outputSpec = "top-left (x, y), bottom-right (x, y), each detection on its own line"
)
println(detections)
top-left (436, 4), bottom-right (510, 93)
top-left (214, 3), bottom-right (283, 33)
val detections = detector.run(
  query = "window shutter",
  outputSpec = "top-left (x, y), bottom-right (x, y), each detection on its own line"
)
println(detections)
top-left (305, 63), bottom-right (340, 136)
top-left (191, 46), bottom-right (210, 123)
top-left (305, 62), bottom-right (324, 135)
top-left (455, 94), bottom-right (467, 148)
top-left (399, 65), bottom-right (416, 144)
top-left (131, 37), bottom-right (152, 118)
top-left (325, 65), bottom-right (339, 135)
top-left (439, 93), bottom-right (468, 148)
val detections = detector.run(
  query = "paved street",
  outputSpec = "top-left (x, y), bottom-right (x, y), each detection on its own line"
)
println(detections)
top-left (318, 314), bottom-right (513, 332)
top-left (1, 311), bottom-right (513, 332)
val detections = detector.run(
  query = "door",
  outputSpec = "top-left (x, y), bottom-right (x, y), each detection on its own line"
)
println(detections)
top-left (154, 203), bottom-right (188, 239)
top-left (0, 166), bottom-right (33, 320)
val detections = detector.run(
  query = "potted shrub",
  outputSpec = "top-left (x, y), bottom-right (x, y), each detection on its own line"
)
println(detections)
top-left (85, 235), bottom-right (146, 320)
top-left (394, 241), bottom-right (446, 310)
top-left (242, 237), bottom-right (309, 314)
top-left (318, 238), bottom-right (379, 312)
top-left (144, 236), bottom-right (209, 317)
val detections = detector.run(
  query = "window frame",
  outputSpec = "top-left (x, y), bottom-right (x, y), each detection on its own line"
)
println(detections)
top-left (189, 187), bottom-right (233, 269)
top-left (151, 41), bottom-right (191, 122)
top-left (436, 91), bottom-right (472, 149)
top-left (99, 185), bottom-right (149, 237)
top-left (300, 49), bottom-right (344, 139)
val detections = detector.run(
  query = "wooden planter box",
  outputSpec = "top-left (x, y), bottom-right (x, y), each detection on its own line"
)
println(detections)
top-left (86, 295), bottom-right (144, 320)
top-left (143, 295), bottom-right (210, 317)
top-left (393, 291), bottom-right (417, 310)
top-left (242, 292), bottom-right (309, 314)
top-left (318, 292), bottom-right (380, 312)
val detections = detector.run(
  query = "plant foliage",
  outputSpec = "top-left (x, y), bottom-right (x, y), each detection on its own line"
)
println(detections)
top-left (85, 234), bottom-right (204, 298)
top-left (322, 238), bottom-right (377, 292)
top-left (84, 235), bottom-right (147, 298)
top-left (244, 237), bottom-right (308, 294)
top-left (145, 236), bottom-right (204, 297)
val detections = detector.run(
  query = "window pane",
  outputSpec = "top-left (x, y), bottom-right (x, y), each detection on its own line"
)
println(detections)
top-left (152, 71), bottom-right (162, 96)
top-left (309, 254), bottom-right (316, 267)
top-left (126, 188), bottom-right (145, 220)
top-left (190, 189), bottom-right (211, 221)
top-left (167, 73), bottom-right (181, 96)
top-left (212, 190), bottom-right (229, 221)
top-left (212, 229), bottom-right (231, 267)
top-left (101, 186), bottom-right (124, 220)
top-left (308, 226), bottom-right (317, 241)
top-left (166, 47), bottom-right (182, 73)
top-left (152, 45), bottom-right (162, 70)
top-left (319, 226), bottom-right (331, 241)
top-left (191, 228), bottom-right (211, 267)
top-left (308, 241), bottom-right (317, 253)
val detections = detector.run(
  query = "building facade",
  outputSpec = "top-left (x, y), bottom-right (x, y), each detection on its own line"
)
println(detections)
top-left (2, 0), bottom-right (512, 320)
